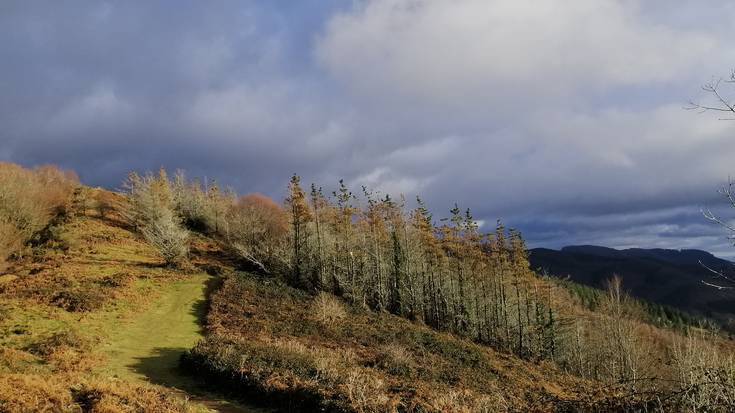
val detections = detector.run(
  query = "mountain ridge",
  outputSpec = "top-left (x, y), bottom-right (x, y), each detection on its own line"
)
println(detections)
top-left (529, 244), bottom-right (735, 331)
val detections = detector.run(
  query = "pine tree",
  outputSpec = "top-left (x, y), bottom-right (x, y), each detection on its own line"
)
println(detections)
top-left (310, 184), bottom-right (326, 290)
top-left (285, 174), bottom-right (312, 287)
top-left (384, 194), bottom-right (404, 316)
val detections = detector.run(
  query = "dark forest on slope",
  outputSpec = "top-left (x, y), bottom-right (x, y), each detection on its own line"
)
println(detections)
top-left (530, 246), bottom-right (735, 331)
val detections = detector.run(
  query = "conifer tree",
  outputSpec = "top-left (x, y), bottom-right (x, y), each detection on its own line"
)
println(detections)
top-left (285, 174), bottom-right (312, 286)
top-left (310, 183), bottom-right (326, 289)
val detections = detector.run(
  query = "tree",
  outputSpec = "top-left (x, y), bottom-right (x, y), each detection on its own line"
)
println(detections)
top-left (228, 193), bottom-right (289, 274)
top-left (599, 276), bottom-right (641, 385)
top-left (687, 70), bottom-right (735, 119)
top-left (123, 168), bottom-right (189, 267)
top-left (285, 174), bottom-right (312, 287)
top-left (689, 71), bottom-right (735, 289)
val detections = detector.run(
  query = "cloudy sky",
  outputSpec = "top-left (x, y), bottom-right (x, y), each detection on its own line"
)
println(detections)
top-left (3, 1), bottom-right (735, 256)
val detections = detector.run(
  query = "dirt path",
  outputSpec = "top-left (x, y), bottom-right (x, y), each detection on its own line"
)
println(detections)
top-left (101, 273), bottom-right (267, 413)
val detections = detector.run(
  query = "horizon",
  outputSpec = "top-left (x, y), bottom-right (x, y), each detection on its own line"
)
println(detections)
top-left (4, 1), bottom-right (735, 257)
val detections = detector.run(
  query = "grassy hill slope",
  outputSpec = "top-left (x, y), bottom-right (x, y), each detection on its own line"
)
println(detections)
top-left (3, 180), bottom-right (735, 412)
top-left (181, 272), bottom-right (625, 412)
top-left (0, 187), bottom-right (613, 412)
top-left (0, 187), bottom-right (252, 412)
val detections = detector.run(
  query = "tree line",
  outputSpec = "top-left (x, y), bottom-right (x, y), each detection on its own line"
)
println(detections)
top-left (122, 169), bottom-right (735, 410)
top-left (123, 169), bottom-right (559, 360)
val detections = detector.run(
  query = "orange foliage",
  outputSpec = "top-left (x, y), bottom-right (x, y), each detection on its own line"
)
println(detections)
top-left (227, 193), bottom-right (289, 272)
top-left (234, 193), bottom-right (289, 239)
top-left (0, 162), bottom-right (78, 269)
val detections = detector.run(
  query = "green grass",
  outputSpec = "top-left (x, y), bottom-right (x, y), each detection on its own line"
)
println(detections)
top-left (99, 272), bottom-right (269, 413)
top-left (100, 273), bottom-right (209, 382)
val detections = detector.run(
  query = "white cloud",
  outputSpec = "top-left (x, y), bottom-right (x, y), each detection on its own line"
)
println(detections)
top-left (316, 0), bottom-right (717, 108)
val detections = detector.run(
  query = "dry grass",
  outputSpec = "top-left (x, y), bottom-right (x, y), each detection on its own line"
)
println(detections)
top-left (187, 273), bottom-right (615, 412)
top-left (428, 388), bottom-right (508, 413)
top-left (0, 186), bottom-right (216, 413)
top-left (0, 374), bottom-right (78, 413)
top-left (342, 368), bottom-right (389, 413)
top-left (310, 291), bottom-right (347, 326)
top-left (0, 374), bottom-right (201, 413)
top-left (0, 162), bottom-right (78, 269)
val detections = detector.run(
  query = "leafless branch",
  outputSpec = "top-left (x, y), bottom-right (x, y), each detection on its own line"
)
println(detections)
top-left (686, 75), bottom-right (735, 120)
top-left (699, 259), bottom-right (735, 285)
top-left (701, 280), bottom-right (732, 290)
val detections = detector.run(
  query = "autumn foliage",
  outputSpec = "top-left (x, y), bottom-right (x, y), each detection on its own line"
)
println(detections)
top-left (227, 193), bottom-right (289, 273)
top-left (0, 162), bottom-right (77, 270)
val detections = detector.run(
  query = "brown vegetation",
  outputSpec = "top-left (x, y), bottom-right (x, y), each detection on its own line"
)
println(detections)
top-left (0, 162), bottom-right (78, 271)
top-left (4, 165), bottom-right (735, 412)
top-left (227, 193), bottom-right (289, 274)
top-left (0, 182), bottom-right (209, 412)
top-left (184, 273), bottom-right (607, 412)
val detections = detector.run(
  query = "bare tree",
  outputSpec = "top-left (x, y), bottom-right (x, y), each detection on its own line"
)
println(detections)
top-left (686, 70), bottom-right (735, 120)
top-left (123, 169), bottom-right (189, 267)
top-left (690, 71), bottom-right (735, 288)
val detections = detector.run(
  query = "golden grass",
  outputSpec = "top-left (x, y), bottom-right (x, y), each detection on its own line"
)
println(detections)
top-left (188, 273), bottom-right (614, 412)
top-left (0, 187), bottom-right (220, 413)
top-left (310, 292), bottom-right (347, 326)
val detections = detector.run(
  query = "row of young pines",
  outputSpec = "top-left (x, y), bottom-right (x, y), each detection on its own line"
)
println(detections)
top-left (285, 175), bottom-right (559, 362)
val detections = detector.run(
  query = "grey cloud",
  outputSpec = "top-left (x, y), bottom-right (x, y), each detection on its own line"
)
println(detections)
top-left (3, 1), bottom-right (735, 257)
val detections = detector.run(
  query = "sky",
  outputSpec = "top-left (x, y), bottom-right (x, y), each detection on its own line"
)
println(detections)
top-left (3, 1), bottom-right (735, 256)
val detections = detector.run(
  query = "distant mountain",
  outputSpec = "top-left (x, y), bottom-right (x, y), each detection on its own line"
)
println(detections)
top-left (529, 245), bottom-right (735, 330)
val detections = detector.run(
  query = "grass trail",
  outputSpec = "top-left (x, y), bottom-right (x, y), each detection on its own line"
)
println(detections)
top-left (101, 272), bottom-right (267, 413)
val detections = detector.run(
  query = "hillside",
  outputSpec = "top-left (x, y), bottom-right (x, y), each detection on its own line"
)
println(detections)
top-left (0, 185), bottom-right (618, 412)
top-left (3, 164), bottom-right (735, 412)
top-left (0, 185), bottom-right (261, 412)
top-left (529, 245), bottom-right (735, 330)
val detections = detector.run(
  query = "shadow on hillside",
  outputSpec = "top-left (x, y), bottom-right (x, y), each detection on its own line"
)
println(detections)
top-left (127, 278), bottom-right (214, 387)
top-left (189, 275), bottom-right (223, 336)
top-left (130, 347), bottom-right (266, 412)
top-left (129, 347), bottom-right (192, 389)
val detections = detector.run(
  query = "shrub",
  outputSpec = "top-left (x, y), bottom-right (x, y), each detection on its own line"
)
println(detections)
top-left (227, 193), bottom-right (289, 274)
top-left (25, 330), bottom-right (88, 358)
top-left (123, 169), bottom-right (189, 267)
top-left (0, 374), bottom-right (77, 413)
top-left (52, 287), bottom-right (107, 312)
top-left (375, 344), bottom-right (415, 377)
top-left (310, 292), bottom-right (347, 326)
top-left (0, 163), bottom-right (77, 268)
top-left (343, 368), bottom-right (389, 413)
top-left (139, 208), bottom-right (190, 266)
top-left (0, 374), bottom-right (197, 413)
top-left (0, 222), bottom-right (23, 271)
top-left (429, 389), bottom-right (508, 413)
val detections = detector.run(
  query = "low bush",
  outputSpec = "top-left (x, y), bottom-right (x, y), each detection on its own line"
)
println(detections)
top-left (185, 272), bottom-right (614, 412)
top-left (181, 336), bottom-right (335, 411)
top-left (0, 162), bottom-right (78, 269)
top-left (52, 287), bottom-right (107, 312)
top-left (310, 292), bottom-right (347, 326)
top-left (0, 374), bottom-right (77, 413)
top-left (25, 330), bottom-right (88, 358)
top-left (0, 374), bottom-right (199, 413)
top-left (375, 344), bottom-right (415, 378)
